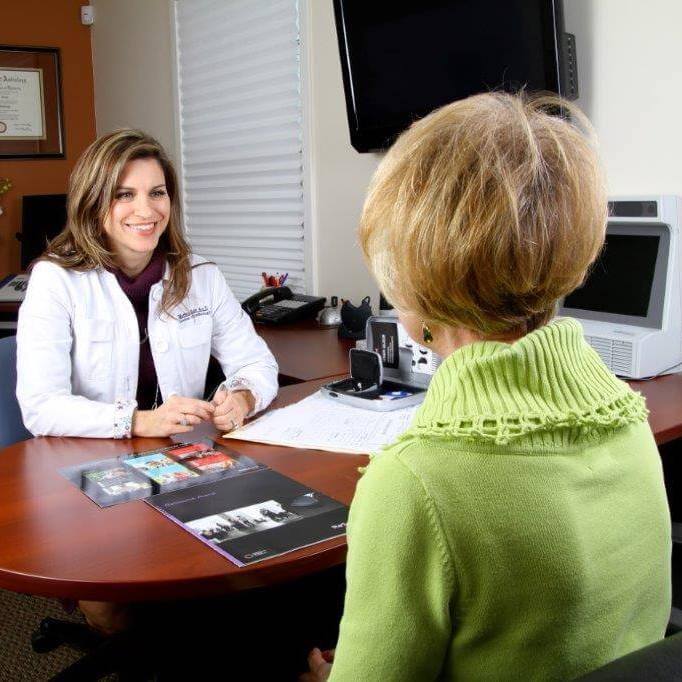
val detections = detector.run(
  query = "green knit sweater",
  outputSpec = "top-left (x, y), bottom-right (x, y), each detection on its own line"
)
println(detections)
top-left (329, 318), bottom-right (671, 682)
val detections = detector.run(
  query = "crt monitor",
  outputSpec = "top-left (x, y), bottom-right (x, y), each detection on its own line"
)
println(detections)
top-left (559, 195), bottom-right (682, 379)
top-left (562, 224), bottom-right (670, 330)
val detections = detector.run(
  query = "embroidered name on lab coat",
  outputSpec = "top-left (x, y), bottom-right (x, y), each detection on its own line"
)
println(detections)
top-left (177, 306), bottom-right (210, 323)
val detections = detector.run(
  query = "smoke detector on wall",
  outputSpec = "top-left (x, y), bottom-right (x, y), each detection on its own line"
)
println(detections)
top-left (81, 5), bottom-right (94, 26)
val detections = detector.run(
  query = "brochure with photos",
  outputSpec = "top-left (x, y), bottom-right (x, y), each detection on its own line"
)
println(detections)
top-left (148, 467), bottom-right (349, 566)
top-left (60, 440), bottom-right (264, 508)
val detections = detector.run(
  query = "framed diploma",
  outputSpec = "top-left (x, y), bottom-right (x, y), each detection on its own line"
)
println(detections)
top-left (0, 46), bottom-right (64, 158)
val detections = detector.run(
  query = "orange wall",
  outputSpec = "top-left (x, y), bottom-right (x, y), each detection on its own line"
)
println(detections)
top-left (0, 1), bottom-right (96, 277)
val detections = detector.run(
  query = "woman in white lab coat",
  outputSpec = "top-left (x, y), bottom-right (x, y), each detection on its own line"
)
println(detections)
top-left (16, 129), bottom-right (279, 635)
top-left (17, 128), bottom-right (278, 440)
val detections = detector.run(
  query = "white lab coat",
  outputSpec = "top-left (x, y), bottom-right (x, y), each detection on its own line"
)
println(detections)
top-left (16, 255), bottom-right (278, 438)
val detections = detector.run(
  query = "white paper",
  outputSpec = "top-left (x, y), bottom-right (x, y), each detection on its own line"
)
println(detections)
top-left (224, 392), bottom-right (418, 455)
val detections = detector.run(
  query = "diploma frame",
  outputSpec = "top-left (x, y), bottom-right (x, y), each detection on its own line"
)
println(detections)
top-left (0, 46), bottom-right (65, 159)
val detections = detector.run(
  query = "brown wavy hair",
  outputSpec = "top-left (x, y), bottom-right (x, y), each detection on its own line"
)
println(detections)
top-left (39, 129), bottom-right (192, 315)
top-left (359, 92), bottom-right (608, 335)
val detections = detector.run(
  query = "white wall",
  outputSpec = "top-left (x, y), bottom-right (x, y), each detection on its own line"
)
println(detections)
top-left (564, 0), bottom-right (682, 195)
top-left (304, 0), bottom-right (382, 306)
top-left (90, 0), bottom-right (178, 162)
top-left (305, 0), bottom-right (682, 305)
top-left (88, 1), bottom-right (682, 304)
top-left (89, 0), bottom-right (381, 306)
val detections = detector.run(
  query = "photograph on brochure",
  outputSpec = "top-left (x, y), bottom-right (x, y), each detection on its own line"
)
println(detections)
top-left (149, 469), bottom-right (348, 566)
top-left (122, 452), bottom-right (200, 486)
top-left (187, 500), bottom-right (302, 543)
top-left (80, 465), bottom-right (152, 504)
top-left (59, 440), bottom-right (264, 508)
top-left (166, 441), bottom-right (239, 472)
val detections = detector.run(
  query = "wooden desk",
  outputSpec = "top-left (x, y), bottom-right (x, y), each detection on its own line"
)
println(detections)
top-left (0, 301), bottom-right (20, 333)
top-left (256, 319), bottom-right (354, 383)
top-left (0, 302), bottom-right (20, 314)
top-left (256, 318), bottom-right (682, 445)
top-left (630, 374), bottom-right (682, 445)
top-left (2, 303), bottom-right (352, 382)
top-left (0, 379), bottom-right (366, 602)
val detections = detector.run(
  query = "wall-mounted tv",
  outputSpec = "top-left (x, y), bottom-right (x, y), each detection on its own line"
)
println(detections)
top-left (333, 0), bottom-right (575, 152)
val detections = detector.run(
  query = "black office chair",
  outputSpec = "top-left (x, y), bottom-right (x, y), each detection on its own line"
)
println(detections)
top-left (31, 618), bottom-right (156, 681)
top-left (203, 355), bottom-right (226, 400)
top-left (579, 632), bottom-right (682, 681)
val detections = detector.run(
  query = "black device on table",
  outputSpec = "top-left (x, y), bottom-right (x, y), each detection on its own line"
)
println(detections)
top-left (322, 346), bottom-right (426, 411)
top-left (241, 286), bottom-right (326, 325)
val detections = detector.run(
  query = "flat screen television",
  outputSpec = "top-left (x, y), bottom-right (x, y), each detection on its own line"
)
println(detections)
top-left (333, 0), bottom-right (574, 152)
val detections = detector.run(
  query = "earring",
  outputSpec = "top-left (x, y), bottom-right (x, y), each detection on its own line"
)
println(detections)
top-left (422, 322), bottom-right (433, 344)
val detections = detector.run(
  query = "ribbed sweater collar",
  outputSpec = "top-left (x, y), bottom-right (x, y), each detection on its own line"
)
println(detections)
top-left (405, 318), bottom-right (647, 448)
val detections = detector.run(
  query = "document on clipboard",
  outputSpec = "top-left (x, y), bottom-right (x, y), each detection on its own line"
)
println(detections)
top-left (225, 392), bottom-right (419, 455)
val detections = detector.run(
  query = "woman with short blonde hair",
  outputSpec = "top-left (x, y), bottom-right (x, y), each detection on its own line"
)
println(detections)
top-left (360, 93), bottom-right (607, 336)
top-left (302, 93), bottom-right (671, 682)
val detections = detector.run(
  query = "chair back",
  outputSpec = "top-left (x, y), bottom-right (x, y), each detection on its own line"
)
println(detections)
top-left (0, 336), bottom-right (32, 448)
top-left (579, 632), bottom-right (682, 681)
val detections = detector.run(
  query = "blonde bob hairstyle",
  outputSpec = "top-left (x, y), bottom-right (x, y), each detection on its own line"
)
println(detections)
top-left (40, 129), bottom-right (192, 315)
top-left (359, 92), bottom-right (608, 335)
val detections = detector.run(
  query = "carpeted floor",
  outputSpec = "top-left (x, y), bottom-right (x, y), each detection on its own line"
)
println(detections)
top-left (0, 565), bottom-right (346, 680)
top-left (0, 588), bottom-right (113, 681)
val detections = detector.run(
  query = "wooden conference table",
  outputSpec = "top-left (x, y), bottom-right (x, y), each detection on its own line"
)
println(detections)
top-left (1, 318), bottom-right (682, 604)
top-left (0, 378), bottom-right (361, 602)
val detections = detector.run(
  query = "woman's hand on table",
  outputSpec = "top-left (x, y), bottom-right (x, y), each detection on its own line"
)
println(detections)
top-left (211, 389), bottom-right (255, 433)
top-left (132, 395), bottom-right (214, 437)
top-left (299, 648), bottom-right (334, 682)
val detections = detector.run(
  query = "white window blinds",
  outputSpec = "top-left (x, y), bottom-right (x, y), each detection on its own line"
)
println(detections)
top-left (174, 0), bottom-right (305, 302)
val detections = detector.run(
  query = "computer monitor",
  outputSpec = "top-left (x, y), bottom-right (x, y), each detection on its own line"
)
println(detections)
top-left (20, 194), bottom-right (67, 269)
top-left (559, 196), bottom-right (682, 379)
top-left (563, 225), bottom-right (669, 329)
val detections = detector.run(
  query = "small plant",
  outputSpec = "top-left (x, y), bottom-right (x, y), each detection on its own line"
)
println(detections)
top-left (0, 178), bottom-right (11, 216)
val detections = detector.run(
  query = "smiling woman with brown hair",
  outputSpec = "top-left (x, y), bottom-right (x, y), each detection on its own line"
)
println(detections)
top-left (15, 129), bottom-right (279, 635)
top-left (302, 92), bottom-right (671, 682)
top-left (17, 129), bottom-right (277, 442)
